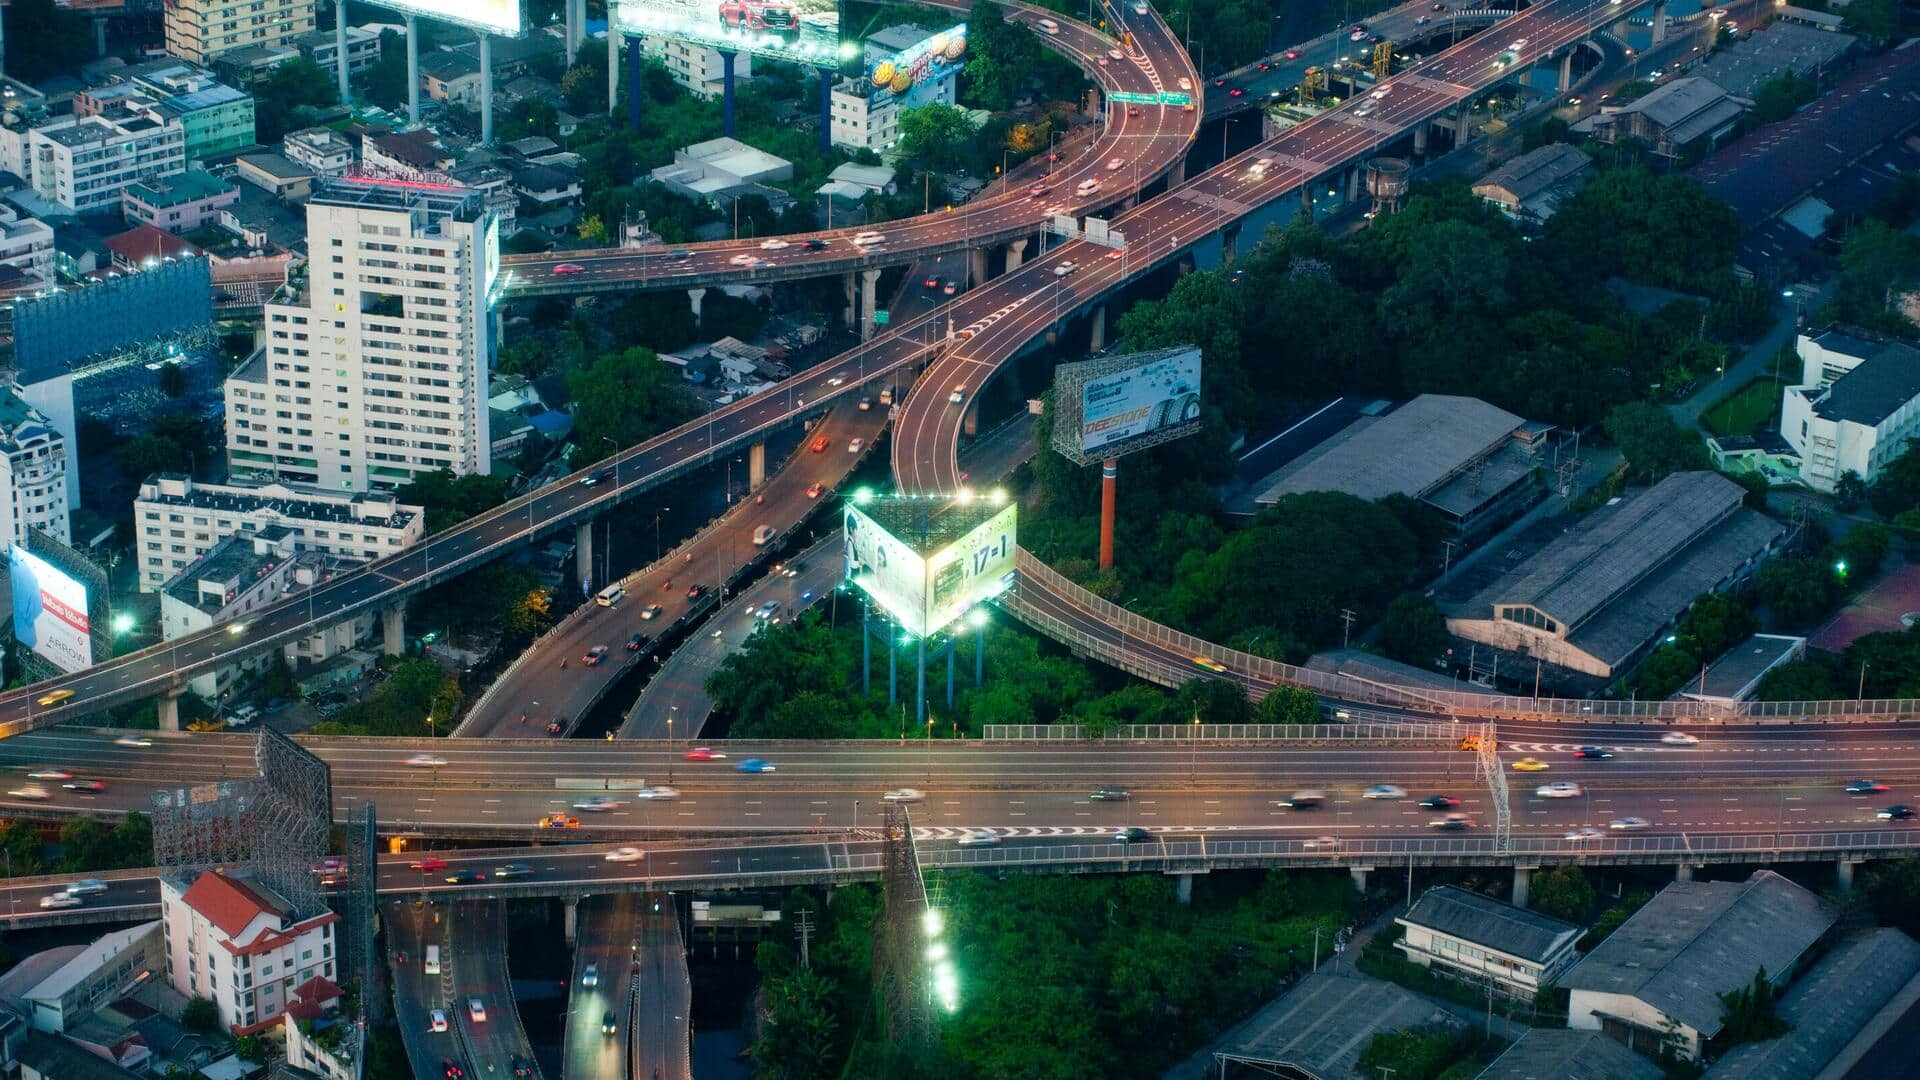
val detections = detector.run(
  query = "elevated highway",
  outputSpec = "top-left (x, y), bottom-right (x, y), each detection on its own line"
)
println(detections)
top-left (631, 893), bottom-right (692, 1080)
top-left (563, 895), bottom-right (639, 1079)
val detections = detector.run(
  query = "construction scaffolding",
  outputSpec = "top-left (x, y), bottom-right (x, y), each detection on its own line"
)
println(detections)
top-left (151, 780), bottom-right (253, 873)
top-left (872, 805), bottom-right (933, 1046)
top-left (345, 800), bottom-right (380, 1019)
top-left (1472, 723), bottom-right (1512, 854)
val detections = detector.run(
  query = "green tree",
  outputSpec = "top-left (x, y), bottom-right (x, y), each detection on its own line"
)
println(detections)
top-left (1832, 218), bottom-right (1920, 334)
top-left (157, 363), bottom-right (188, 398)
top-left (962, 0), bottom-right (1043, 109)
top-left (254, 59), bottom-right (339, 143)
top-left (565, 346), bottom-right (700, 467)
top-left (1870, 442), bottom-right (1920, 518)
top-left (233, 1035), bottom-right (267, 1062)
top-left (182, 996), bottom-right (221, 1033)
top-left (755, 966), bottom-right (840, 1079)
top-left (1376, 594), bottom-right (1449, 668)
top-left (1755, 559), bottom-right (1837, 627)
top-left (1861, 857), bottom-right (1920, 938)
top-left (0, 0), bottom-right (89, 82)
top-left (1542, 167), bottom-right (1739, 291)
top-left (393, 469), bottom-right (510, 534)
top-left (1604, 402), bottom-right (1707, 483)
top-left (1717, 967), bottom-right (1788, 1046)
top-left (1744, 70), bottom-right (1816, 128)
top-left (1833, 522), bottom-right (1891, 580)
top-left (1579, 890), bottom-right (1652, 951)
top-left (1530, 864), bottom-right (1596, 923)
top-left (1257, 685), bottom-right (1320, 724)
top-left (895, 103), bottom-right (978, 174)
top-left (1177, 677), bottom-right (1250, 725)
top-left (118, 434), bottom-right (190, 481)
top-left (561, 55), bottom-right (609, 115)
top-left (363, 30), bottom-right (411, 108)
top-left (1755, 655), bottom-right (1841, 702)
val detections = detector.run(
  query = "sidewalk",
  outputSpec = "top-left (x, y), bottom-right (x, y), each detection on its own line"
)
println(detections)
top-left (1667, 283), bottom-right (1824, 433)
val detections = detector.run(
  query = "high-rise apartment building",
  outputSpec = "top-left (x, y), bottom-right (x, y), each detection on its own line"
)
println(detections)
top-left (166, 0), bottom-right (317, 65)
top-left (225, 176), bottom-right (497, 492)
top-left (26, 103), bottom-right (186, 214)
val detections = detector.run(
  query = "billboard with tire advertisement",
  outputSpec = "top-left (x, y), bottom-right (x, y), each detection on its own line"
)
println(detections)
top-left (1077, 346), bottom-right (1203, 455)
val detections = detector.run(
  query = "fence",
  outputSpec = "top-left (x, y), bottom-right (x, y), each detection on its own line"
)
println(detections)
top-left (981, 720), bottom-right (1468, 741)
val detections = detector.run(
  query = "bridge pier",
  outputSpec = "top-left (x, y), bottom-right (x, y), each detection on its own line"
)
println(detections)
top-left (478, 32), bottom-right (494, 145)
top-left (406, 15), bottom-right (420, 125)
top-left (748, 442), bottom-right (766, 491)
top-left (1350, 865), bottom-right (1371, 894)
top-left (1837, 858), bottom-right (1858, 892)
top-left (859, 269), bottom-right (881, 341)
top-left (1301, 185), bottom-right (1312, 215)
top-left (1676, 862), bottom-right (1694, 882)
top-left (720, 50), bottom-right (738, 137)
top-left (564, 0), bottom-right (578, 63)
top-left (968, 247), bottom-right (989, 287)
top-left (1005, 237), bottom-right (1028, 272)
top-left (687, 287), bottom-right (706, 326)
top-left (157, 687), bottom-right (185, 732)
top-left (1169, 157), bottom-right (1185, 186)
top-left (1558, 51), bottom-right (1574, 93)
top-left (94, 15), bottom-right (107, 57)
top-left (609, 26), bottom-right (621, 118)
top-left (1346, 165), bottom-right (1363, 205)
top-left (1175, 873), bottom-right (1193, 905)
top-left (1088, 304), bottom-right (1106, 352)
top-left (1651, 0), bottom-right (1668, 43)
top-left (1221, 225), bottom-right (1241, 265)
top-left (381, 603), bottom-right (406, 658)
top-left (575, 522), bottom-right (595, 591)
top-left (1512, 865), bottom-right (1534, 909)
top-left (841, 272), bottom-right (856, 329)
top-left (563, 897), bottom-right (579, 944)
top-left (1413, 123), bottom-right (1428, 160)
top-left (1454, 104), bottom-right (1471, 146)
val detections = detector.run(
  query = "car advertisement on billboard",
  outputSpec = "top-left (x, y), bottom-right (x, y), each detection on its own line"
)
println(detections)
top-left (374, 0), bottom-right (523, 36)
top-left (923, 502), bottom-right (1016, 637)
top-left (844, 503), bottom-right (929, 635)
top-left (615, 0), bottom-right (846, 67)
top-left (1080, 346), bottom-right (1203, 454)
top-left (863, 23), bottom-right (966, 108)
top-left (10, 546), bottom-right (92, 675)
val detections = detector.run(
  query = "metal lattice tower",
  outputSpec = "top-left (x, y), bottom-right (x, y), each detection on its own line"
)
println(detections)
top-left (1473, 723), bottom-right (1513, 854)
top-left (345, 800), bottom-right (380, 1019)
top-left (151, 781), bottom-right (254, 872)
top-left (872, 805), bottom-right (933, 1046)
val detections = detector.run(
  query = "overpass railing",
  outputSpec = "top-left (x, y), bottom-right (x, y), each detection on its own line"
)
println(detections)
top-left (1010, 550), bottom-right (1920, 724)
top-left (981, 720), bottom-right (1466, 741)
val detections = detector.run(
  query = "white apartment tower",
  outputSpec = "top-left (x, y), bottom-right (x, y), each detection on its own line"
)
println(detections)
top-left (0, 388), bottom-right (70, 549)
top-left (166, 0), bottom-right (316, 64)
top-left (225, 176), bottom-right (497, 492)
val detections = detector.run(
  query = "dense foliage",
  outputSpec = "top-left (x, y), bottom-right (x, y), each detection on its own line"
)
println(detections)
top-left (309, 658), bottom-right (461, 738)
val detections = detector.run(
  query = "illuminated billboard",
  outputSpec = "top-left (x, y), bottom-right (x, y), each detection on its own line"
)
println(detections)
top-left (614, 0), bottom-right (846, 67)
top-left (375, 0), bottom-right (523, 37)
top-left (1050, 345), bottom-right (1204, 465)
top-left (844, 498), bottom-right (1016, 638)
top-left (11, 546), bottom-right (93, 674)
top-left (862, 23), bottom-right (966, 108)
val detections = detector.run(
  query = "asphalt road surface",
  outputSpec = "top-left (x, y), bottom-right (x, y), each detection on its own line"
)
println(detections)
top-left (388, 899), bottom-right (469, 1080)
top-left (631, 893), bottom-right (692, 1080)
top-left (452, 900), bottom-right (541, 1077)
top-left (563, 894), bottom-right (638, 1080)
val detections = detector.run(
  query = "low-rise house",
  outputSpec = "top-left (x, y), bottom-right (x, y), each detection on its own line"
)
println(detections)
top-left (1395, 886), bottom-right (1582, 998)
top-left (122, 169), bottom-right (239, 234)
top-left (235, 153), bottom-right (315, 200)
top-left (281, 128), bottom-right (356, 176)
top-left (1579, 77), bottom-right (1747, 160)
top-left (1473, 143), bottom-right (1592, 222)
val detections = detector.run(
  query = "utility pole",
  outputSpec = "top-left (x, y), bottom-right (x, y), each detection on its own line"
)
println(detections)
top-left (1339, 609), bottom-right (1356, 650)
top-left (795, 908), bottom-right (815, 970)
top-left (1312, 926), bottom-right (1322, 972)
top-left (1441, 539), bottom-right (1456, 577)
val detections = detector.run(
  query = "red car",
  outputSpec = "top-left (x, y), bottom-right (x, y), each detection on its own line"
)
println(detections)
top-left (806, 483), bottom-right (824, 498)
top-left (923, 274), bottom-right (941, 289)
top-left (552, 263), bottom-right (585, 275)
top-left (1284, 49), bottom-right (1300, 59)
top-left (409, 857), bottom-right (447, 873)
top-left (1257, 61), bottom-right (1271, 71)
top-left (684, 746), bottom-right (722, 761)
top-left (1126, 106), bottom-right (1142, 117)
top-left (546, 719), bottom-right (564, 736)
top-left (686, 584), bottom-right (707, 600)
top-left (717, 0), bottom-right (797, 33)
top-left (810, 434), bottom-right (829, 453)
top-left (1229, 88), bottom-right (1244, 97)
top-left (1213, 77), bottom-right (1226, 87)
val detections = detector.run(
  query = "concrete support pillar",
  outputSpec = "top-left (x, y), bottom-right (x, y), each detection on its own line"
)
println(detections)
top-left (687, 287), bottom-right (706, 325)
top-left (563, 898), bottom-right (579, 944)
top-left (1347, 165), bottom-right (1363, 204)
top-left (1838, 858), bottom-right (1858, 891)
top-left (748, 442), bottom-right (766, 491)
top-left (575, 521), bottom-right (595, 591)
top-left (1558, 51), bottom-right (1574, 93)
top-left (381, 603), bottom-right (405, 657)
top-left (968, 247), bottom-right (989, 286)
top-left (962, 402), bottom-right (979, 437)
top-left (1222, 226), bottom-right (1239, 265)
top-left (94, 16), bottom-right (108, 57)
top-left (859, 269), bottom-right (881, 341)
top-left (1651, 0), bottom-right (1668, 43)
top-left (1088, 304), bottom-right (1106, 353)
top-left (564, 0), bottom-right (578, 64)
top-left (478, 32), bottom-right (494, 145)
top-left (157, 688), bottom-right (184, 732)
top-left (818, 67), bottom-right (833, 154)
top-left (627, 38), bottom-right (642, 130)
top-left (1413, 123), bottom-right (1429, 159)
top-left (334, 4), bottom-right (349, 103)
top-left (720, 50), bottom-right (737, 137)
top-left (1454, 104), bottom-right (1471, 145)
top-left (1301, 185), bottom-right (1313, 215)
top-left (1175, 873), bottom-right (1193, 905)
top-left (841, 271), bottom-right (857, 328)
top-left (406, 15), bottom-right (420, 126)
top-left (1169, 157), bottom-right (1185, 185)
top-left (1676, 862), bottom-right (1694, 882)
top-left (1086, 85), bottom-right (1101, 115)
top-left (608, 27), bottom-right (621, 117)
top-left (1513, 866), bottom-right (1533, 909)
top-left (1350, 866), bottom-right (1370, 894)
top-left (1005, 238), bottom-right (1028, 272)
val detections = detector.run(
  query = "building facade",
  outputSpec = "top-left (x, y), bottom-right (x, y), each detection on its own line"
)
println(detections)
top-left (641, 36), bottom-right (752, 99)
top-left (159, 870), bottom-right (338, 1036)
top-left (0, 205), bottom-right (55, 284)
top-left (0, 388), bottom-right (70, 549)
top-left (18, 922), bottom-right (165, 1034)
top-left (166, 0), bottom-right (318, 65)
top-left (294, 26), bottom-right (382, 77)
top-left (1780, 327), bottom-right (1920, 492)
top-left (122, 170), bottom-right (240, 234)
top-left (282, 127), bottom-right (356, 175)
top-left (1394, 886), bottom-right (1581, 998)
top-left (26, 106), bottom-right (186, 214)
top-left (224, 176), bottom-right (496, 491)
top-left (134, 473), bottom-right (423, 591)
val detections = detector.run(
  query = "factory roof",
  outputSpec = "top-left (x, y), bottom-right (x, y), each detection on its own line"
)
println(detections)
top-left (1478, 1029), bottom-right (1664, 1080)
top-left (1253, 394), bottom-right (1529, 508)
top-left (1809, 342), bottom-right (1920, 426)
top-left (1399, 886), bottom-right (1581, 965)
top-left (1474, 143), bottom-right (1592, 202)
top-left (1711, 928), bottom-right (1920, 1080)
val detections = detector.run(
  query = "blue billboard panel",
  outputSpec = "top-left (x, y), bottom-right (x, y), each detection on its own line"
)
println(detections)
top-left (11, 258), bottom-right (213, 380)
top-left (863, 23), bottom-right (966, 108)
top-left (10, 545), bottom-right (92, 674)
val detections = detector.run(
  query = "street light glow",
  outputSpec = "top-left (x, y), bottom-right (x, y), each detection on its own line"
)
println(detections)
top-left (922, 907), bottom-right (943, 936)
top-left (111, 613), bottom-right (135, 635)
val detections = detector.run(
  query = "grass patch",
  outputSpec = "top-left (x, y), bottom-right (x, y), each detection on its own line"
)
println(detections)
top-left (1701, 377), bottom-right (1784, 438)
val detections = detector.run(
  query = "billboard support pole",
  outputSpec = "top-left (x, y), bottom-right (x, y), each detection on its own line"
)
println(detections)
top-left (720, 50), bottom-right (737, 136)
top-left (1099, 459), bottom-right (1118, 571)
top-left (888, 631), bottom-right (897, 705)
top-left (405, 15), bottom-right (420, 126)
top-left (946, 636), bottom-right (955, 708)
top-left (478, 32), bottom-right (494, 144)
top-left (627, 37), bottom-right (643, 128)
top-left (334, 0), bottom-right (350, 106)
top-left (916, 635), bottom-right (927, 729)
top-left (976, 623), bottom-right (985, 685)
top-left (564, 0), bottom-right (578, 63)
top-left (609, 28), bottom-right (621, 117)
top-left (818, 67), bottom-right (833, 153)
top-left (862, 598), bottom-right (871, 696)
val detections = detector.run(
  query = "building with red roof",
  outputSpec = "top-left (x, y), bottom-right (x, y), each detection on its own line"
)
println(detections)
top-left (159, 870), bottom-right (338, 1035)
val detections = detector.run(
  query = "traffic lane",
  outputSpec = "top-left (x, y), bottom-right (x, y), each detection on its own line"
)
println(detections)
top-left (387, 899), bottom-right (469, 1080)
top-left (566, 894), bottom-right (637, 1080)
top-left (0, 874), bottom-right (159, 923)
top-left (452, 901), bottom-right (534, 1075)
top-left (631, 894), bottom-right (691, 1080)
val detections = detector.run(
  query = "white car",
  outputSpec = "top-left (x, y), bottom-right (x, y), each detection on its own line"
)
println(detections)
top-left (759, 238), bottom-right (789, 250)
top-left (1371, 86), bottom-right (1390, 99)
top-left (1362, 784), bottom-right (1405, 800)
top-left (406, 754), bottom-right (448, 768)
top-left (636, 785), bottom-right (679, 801)
top-left (882, 788), bottom-right (925, 803)
top-left (852, 231), bottom-right (885, 246)
top-left (468, 998), bottom-right (486, 1023)
top-left (949, 386), bottom-right (967, 404)
top-left (1609, 817), bottom-right (1650, 831)
top-left (605, 847), bottom-right (644, 862)
top-left (64, 879), bottom-right (108, 896)
top-left (582, 964), bottom-right (599, 988)
top-left (430, 1009), bottom-right (449, 1033)
top-left (826, 374), bottom-right (846, 387)
top-left (1564, 827), bottom-right (1606, 843)
top-left (39, 892), bottom-right (82, 909)
top-left (1302, 835), bottom-right (1341, 850)
top-left (1661, 732), bottom-right (1700, 746)
top-left (1053, 262), bottom-right (1078, 277)
top-left (114, 736), bottom-right (153, 748)
top-left (1536, 782), bottom-right (1583, 799)
top-left (1178, 77), bottom-right (1192, 90)
top-left (1248, 156), bottom-right (1272, 175)
top-left (728, 253), bottom-right (759, 267)
top-left (755, 601), bottom-right (781, 619)
top-left (573, 796), bottom-right (622, 812)
top-left (8, 786), bottom-right (50, 800)
top-left (848, 437), bottom-right (864, 453)
top-left (1106, 157), bottom-right (1125, 171)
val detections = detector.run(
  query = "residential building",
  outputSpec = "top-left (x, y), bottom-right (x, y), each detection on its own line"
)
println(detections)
top-left (87, 62), bottom-right (257, 160)
top-left (1473, 143), bottom-right (1592, 222)
top-left (1250, 395), bottom-right (1553, 538)
top-left (650, 136), bottom-right (792, 204)
top-left (361, 130), bottom-right (454, 182)
top-left (420, 50), bottom-right (484, 106)
top-left (0, 205), bottom-right (55, 283)
top-left (448, 163), bottom-right (517, 233)
top-left (1394, 886), bottom-right (1582, 998)
top-left (102, 224), bottom-right (203, 271)
top-left (293, 26), bottom-right (382, 77)
top-left (1579, 76), bottom-right (1746, 159)
top-left (1561, 870), bottom-right (1834, 1063)
top-left (282, 982), bottom-right (356, 1080)
top-left (211, 43), bottom-right (303, 88)
top-left (0, 388), bottom-right (71, 548)
top-left (159, 869), bottom-right (338, 1036)
top-left (1445, 472), bottom-right (1784, 679)
top-left (1671, 633), bottom-right (1805, 706)
top-left (26, 104), bottom-right (186, 214)
top-left (165, 0), bottom-right (317, 65)
top-left (640, 36), bottom-right (752, 99)
top-left (12, 923), bottom-right (164, 1034)
top-left (1780, 327), bottom-right (1920, 492)
top-left (235, 152), bottom-right (315, 199)
top-left (122, 169), bottom-right (239, 233)
top-left (134, 473), bottom-right (423, 591)
top-left (830, 24), bottom-right (960, 150)
top-left (224, 176), bottom-right (496, 491)
top-left (510, 162), bottom-right (580, 216)
top-left (17, 1027), bottom-right (139, 1079)
top-left (160, 529), bottom-right (302, 698)
top-left (282, 127), bottom-right (355, 176)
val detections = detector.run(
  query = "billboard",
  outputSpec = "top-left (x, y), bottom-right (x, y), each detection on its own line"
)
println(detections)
top-left (862, 23), bottom-right (966, 108)
top-left (1049, 345), bottom-right (1204, 465)
top-left (843, 500), bottom-right (1016, 638)
top-left (11, 257), bottom-right (212, 381)
top-left (614, 0), bottom-right (846, 67)
top-left (371, 0), bottom-right (523, 36)
top-left (11, 545), bottom-right (92, 674)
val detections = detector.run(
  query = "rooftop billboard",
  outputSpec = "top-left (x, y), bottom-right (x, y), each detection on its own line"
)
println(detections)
top-left (10, 545), bottom-right (93, 675)
top-left (614, 0), bottom-right (847, 67)
top-left (372, 0), bottom-right (524, 37)
top-left (862, 23), bottom-right (965, 107)
top-left (843, 499), bottom-right (1015, 638)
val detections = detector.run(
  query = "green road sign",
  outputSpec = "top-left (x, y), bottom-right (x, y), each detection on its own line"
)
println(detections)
top-left (1157, 91), bottom-right (1192, 106)
top-left (1109, 91), bottom-right (1157, 104)
top-left (873, 310), bottom-right (890, 326)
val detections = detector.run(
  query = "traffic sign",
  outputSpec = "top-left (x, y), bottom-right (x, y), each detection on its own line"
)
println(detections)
top-left (1113, 90), bottom-right (1194, 106)
top-left (873, 310), bottom-right (890, 326)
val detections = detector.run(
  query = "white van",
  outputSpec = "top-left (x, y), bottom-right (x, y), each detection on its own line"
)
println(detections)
top-left (228, 703), bottom-right (260, 726)
top-left (1037, 17), bottom-right (1059, 33)
top-left (753, 525), bottom-right (775, 546)
top-left (595, 583), bottom-right (625, 608)
top-left (424, 945), bottom-right (441, 975)
top-left (1075, 178), bottom-right (1102, 197)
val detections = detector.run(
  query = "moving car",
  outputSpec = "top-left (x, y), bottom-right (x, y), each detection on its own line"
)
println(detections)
top-left (581, 645), bottom-right (609, 667)
top-left (605, 847), bottom-right (644, 862)
top-left (579, 467), bottom-right (615, 487)
top-left (851, 231), bottom-right (886, 247)
top-left (493, 862), bottom-right (534, 879)
top-left (1878, 805), bottom-right (1915, 820)
top-left (1418, 795), bottom-right (1460, 809)
top-left (602, 1010), bottom-right (619, 1036)
top-left (1609, 817), bottom-right (1649, 831)
top-left (637, 785), bottom-right (679, 800)
top-left (1302, 835), bottom-right (1341, 850)
top-left (1536, 782), bottom-right (1583, 799)
top-left (728, 254), bottom-right (759, 267)
top-left (1191, 655), bottom-right (1229, 674)
top-left (686, 584), bottom-right (707, 600)
top-left (538, 813), bottom-right (581, 829)
top-left (512, 1056), bottom-right (534, 1078)
top-left (1248, 157), bottom-right (1273, 176)
top-left (574, 796), bottom-right (622, 812)
top-left (546, 719), bottom-right (565, 736)
top-left (582, 963), bottom-right (599, 988)
top-left (35, 690), bottom-right (74, 706)
top-left (552, 263), bottom-right (584, 275)
top-left (627, 632), bottom-right (648, 651)
top-left (924, 274), bottom-right (941, 289)
top-left (1564, 827), bottom-right (1606, 843)
top-left (755, 600), bottom-right (781, 620)
top-left (409, 857), bottom-right (447, 872)
top-left (1288, 791), bottom-right (1327, 809)
top-left (406, 754), bottom-right (447, 768)
top-left (66, 879), bottom-right (109, 897)
top-left (882, 788), bottom-right (924, 803)
top-left (943, 279), bottom-right (959, 295)
top-left (949, 386), bottom-right (967, 404)
top-left (115, 736), bottom-right (153, 748)
top-left (1363, 784), bottom-right (1405, 800)
top-left (1574, 746), bottom-right (1614, 759)
top-left (759, 238), bottom-right (788, 250)
top-left (446, 869), bottom-right (487, 884)
top-left (1661, 732), bottom-right (1700, 746)
top-left (810, 434), bottom-right (829, 453)
top-left (684, 747), bottom-right (724, 761)
top-left (1107, 47), bottom-right (1124, 60)
top-left (468, 998), bottom-right (486, 1023)
top-left (958, 829), bottom-right (1001, 847)
top-left (39, 892), bottom-right (82, 909)
top-left (1512, 757), bottom-right (1549, 772)
top-left (1053, 261), bottom-right (1078, 277)
top-left (26, 769), bottom-right (71, 780)
top-left (1090, 787), bottom-right (1129, 801)
top-left (806, 483), bottom-right (825, 498)
top-left (737, 758), bottom-right (777, 773)
top-left (443, 1060), bottom-right (464, 1080)
top-left (1105, 157), bottom-right (1124, 171)
top-left (430, 1009), bottom-right (448, 1032)
top-left (1847, 780), bottom-right (1891, 795)
top-left (848, 437), bottom-right (865, 453)
top-left (1429, 814), bottom-right (1475, 830)
top-left (7, 786), bottom-right (50, 800)
top-left (62, 779), bottom-right (106, 793)
top-left (1113, 826), bottom-right (1152, 844)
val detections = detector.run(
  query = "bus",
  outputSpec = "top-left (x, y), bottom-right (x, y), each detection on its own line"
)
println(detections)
top-left (595, 583), bottom-right (625, 607)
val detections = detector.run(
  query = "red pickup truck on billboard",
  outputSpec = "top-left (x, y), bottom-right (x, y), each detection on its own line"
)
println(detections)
top-left (718, 0), bottom-right (797, 34)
